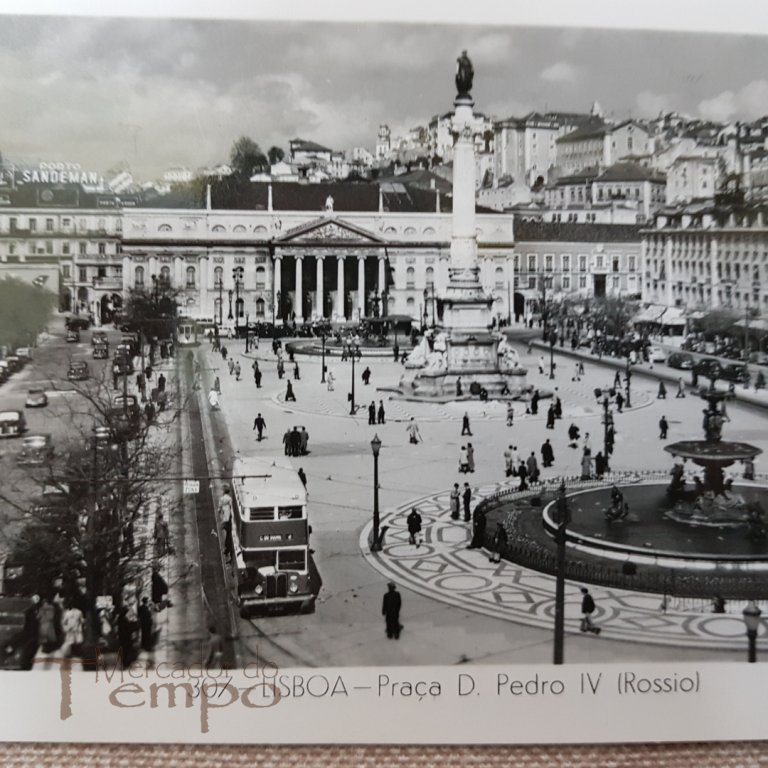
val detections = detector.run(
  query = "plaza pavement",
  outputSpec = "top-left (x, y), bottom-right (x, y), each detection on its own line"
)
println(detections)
top-left (198, 333), bottom-right (768, 666)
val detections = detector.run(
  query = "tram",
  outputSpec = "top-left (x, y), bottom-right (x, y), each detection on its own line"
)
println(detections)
top-left (230, 457), bottom-right (320, 616)
top-left (176, 316), bottom-right (201, 347)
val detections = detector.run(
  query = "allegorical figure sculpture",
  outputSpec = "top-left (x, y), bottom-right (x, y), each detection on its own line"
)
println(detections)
top-left (455, 50), bottom-right (474, 98)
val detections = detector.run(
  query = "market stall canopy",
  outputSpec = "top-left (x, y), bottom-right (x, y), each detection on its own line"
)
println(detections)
top-left (733, 318), bottom-right (768, 332)
top-left (632, 304), bottom-right (686, 326)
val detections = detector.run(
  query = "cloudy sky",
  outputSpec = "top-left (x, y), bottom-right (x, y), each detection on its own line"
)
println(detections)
top-left (3, 13), bottom-right (768, 180)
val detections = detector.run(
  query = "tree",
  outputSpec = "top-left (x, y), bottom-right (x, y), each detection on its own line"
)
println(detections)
top-left (267, 145), bottom-right (285, 165)
top-left (0, 277), bottom-right (56, 349)
top-left (230, 136), bottom-right (268, 178)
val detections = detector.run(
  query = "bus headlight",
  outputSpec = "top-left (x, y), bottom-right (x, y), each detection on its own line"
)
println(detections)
top-left (289, 583), bottom-right (299, 594)
top-left (254, 584), bottom-right (264, 595)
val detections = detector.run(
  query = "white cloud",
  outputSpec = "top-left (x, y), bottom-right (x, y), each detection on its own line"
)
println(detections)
top-left (635, 90), bottom-right (673, 117)
top-left (540, 61), bottom-right (578, 83)
top-left (698, 79), bottom-right (768, 122)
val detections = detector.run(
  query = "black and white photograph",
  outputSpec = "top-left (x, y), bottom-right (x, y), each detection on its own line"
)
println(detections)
top-left (2, 1), bottom-right (768, 751)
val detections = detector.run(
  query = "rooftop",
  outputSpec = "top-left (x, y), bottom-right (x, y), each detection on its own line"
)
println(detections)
top-left (595, 162), bottom-right (665, 183)
top-left (514, 219), bottom-right (642, 243)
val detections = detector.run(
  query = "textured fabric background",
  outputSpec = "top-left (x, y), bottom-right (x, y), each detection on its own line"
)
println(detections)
top-left (0, 743), bottom-right (767, 766)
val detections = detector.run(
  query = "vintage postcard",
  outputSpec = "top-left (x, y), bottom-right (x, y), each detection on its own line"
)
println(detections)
top-left (1, 0), bottom-right (768, 745)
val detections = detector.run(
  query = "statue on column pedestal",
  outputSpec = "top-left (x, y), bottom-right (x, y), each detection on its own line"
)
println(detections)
top-left (455, 50), bottom-right (474, 98)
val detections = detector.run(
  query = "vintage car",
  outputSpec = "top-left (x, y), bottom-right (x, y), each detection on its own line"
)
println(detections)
top-left (107, 394), bottom-right (143, 440)
top-left (17, 433), bottom-right (54, 465)
top-left (14, 347), bottom-right (32, 361)
top-left (93, 341), bottom-right (109, 359)
top-left (667, 352), bottom-right (694, 370)
top-left (693, 357), bottom-right (722, 379)
top-left (648, 347), bottom-right (667, 363)
top-left (720, 363), bottom-right (751, 384)
top-left (65, 329), bottom-right (80, 343)
top-left (112, 353), bottom-right (134, 376)
top-left (92, 331), bottom-right (108, 346)
top-left (65, 315), bottom-right (91, 331)
top-left (5, 356), bottom-right (22, 373)
top-left (25, 388), bottom-right (48, 408)
top-left (67, 361), bottom-right (90, 381)
top-left (0, 411), bottom-right (27, 438)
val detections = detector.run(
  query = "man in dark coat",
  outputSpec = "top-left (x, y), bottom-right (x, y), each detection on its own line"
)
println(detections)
top-left (377, 401), bottom-right (386, 424)
top-left (406, 508), bottom-right (422, 546)
top-left (615, 391), bottom-right (624, 413)
top-left (461, 412), bottom-right (472, 436)
top-left (368, 401), bottom-right (376, 425)
top-left (530, 390), bottom-right (539, 415)
top-left (289, 427), bottom-right (302, 456)
top-left (462, 483), bottom-right (472, 522)
top-left (517, 460), bottom-right (529, 491)
top-left (468, 506), bottom-right (487, 549)
top-left (285, 380), bottom-right (296, 401)
top-left (253, 413), bottom-right (267, 441)
top-left (659, 415), bottom-right (669, 439)
top-left (382, 583), bottom-right (402, 639)
top-left (541, 439), bottom-right (555, 468)
top-left (158, 373), bottom-right (166, 393)
top-left (546, 404), bottom-right (555, 429)
top-left (554, 396), bottom-right (563, 420)
top-left (362, 366), bottom-right (371, 385)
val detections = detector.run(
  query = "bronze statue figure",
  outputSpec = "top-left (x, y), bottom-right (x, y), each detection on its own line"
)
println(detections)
top-left (455, 50), bottom-right (474, 97)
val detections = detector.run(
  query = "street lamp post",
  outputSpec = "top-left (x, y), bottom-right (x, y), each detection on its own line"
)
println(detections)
top-left (233, 268), bottom-right (241, 336)
top-left (349, 343), bottom-right (359, 415)
top-left (625, 356), bottom-right (633, 408)
top-left (553, 480), bottom-right (569, 665)
top-left (595, 387), bottom-right (615, 468)
top-left (320, 330), bottom-right (326, 384)
top-left (245, 312), bottom-right (250, 353)
top-left (430, 284), bottom-right (436, 329)
top-left (227, 289), bottom-right (234, 322)
top-left (549, 331), bottom-right (557, 380)
top-left (743, 602), bottom-right (762, 663)
top-left (370, 434), bottom-right (382, 552)
top-left (422, 289), bottom-right (429, 333)
top-left (218, 277), bottom-right (223, 328)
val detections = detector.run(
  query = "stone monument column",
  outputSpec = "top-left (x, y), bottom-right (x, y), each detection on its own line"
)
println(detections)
top-left (357, 255), bottom-right (366, 318)
top-left (336, 255), bottom-right (345, 319)
top-left (273, 254), bottom-right (282, 322)
top-left (295, 254), bottom-right (304, 323)
top-left (316, 255), bottom-right (324, 319)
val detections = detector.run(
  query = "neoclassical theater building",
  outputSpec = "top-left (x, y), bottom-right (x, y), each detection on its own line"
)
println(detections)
top-left (0, 179), bottom-right (644, 327)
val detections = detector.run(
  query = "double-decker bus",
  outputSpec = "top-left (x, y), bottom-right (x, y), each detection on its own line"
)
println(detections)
top-left (230, 457), bottom-right (320, 616)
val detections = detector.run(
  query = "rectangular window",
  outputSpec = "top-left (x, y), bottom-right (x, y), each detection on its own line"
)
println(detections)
top-left (78, 267), bottom-right (87, 283)
top-left (579, 255), bottom-right (587, 272)
top-left (45, 241), bottom-right (53, 254)
top-left (62, 218), bottom-right (71, 228)
top-left (544, 276), bottom-right (554, 288)
top-left (596, 255), bottom-right (604, 268)
top-left (8, 242), bottom-right (15, 255)
top-left (545, 254), bottom-right (553, 272)
top-left (562, 276), bottom-right (571, 289)
top-left (527, 276), bottom-right (536, 288)
top-left (628, 256), bottom-right (636, 272)
top-left (613, 276), bottom-right (620, 288)
top-left (579, 275), bottom-right (587, 288)
top-left (612, 257), bottom-right (620, 272)
top-left (562, 255), bottom-right (571, 272)
top-left (79, 242), bottom-right (87, 255)
top-left (9, 217), bottom-right (17, 232)
top-left (45, 218), bottom-right (54, 232)
top-left (29, 218), bottom-right (37, 232)
top-left (62, 265), bottom-right (71, 279)
top-left (98, 242), bottom-right (106, 256)
top-left (527, 254), bottom-right (536, 271)
top-left (513, 276), bottom-right (520, 288)
top-left (62, 242), bottom-right (70, 255)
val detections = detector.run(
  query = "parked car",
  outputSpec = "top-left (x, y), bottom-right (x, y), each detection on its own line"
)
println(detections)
top-left (65, 315), bottom-right (91, 331)
top-left (0, 362), bottom-right (9, 381)
top-left (65, 329), bottom-right (80, 343)
top-left (15, 347), bottom-right (32, 361)
top-left (17, 433), bottom-right (54, 465)
top-left (5, 356), bottom-right (22, 373)
top-left (720, 363), bottom-right (751, 384)
top-left (92, 331), bottom-right (108, 346)
top-left (67, 361), bottom-right (90, 381)
top-left (25, 388), bottom-right (48, 408)
top-left (667, 352), bottom-right (694, 370)
top-left (0, 410), bottom-right (27, 438)
top-left (649, 347), bottom-right (666, 363)
top-left (693, 357), bottom-right (722, 379)
top-left (107, 394), bottom-right (143, 440)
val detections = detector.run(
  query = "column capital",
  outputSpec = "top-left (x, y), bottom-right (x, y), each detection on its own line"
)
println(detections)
top-left (294, 253), bottom-right (304, 260)
top-left (357, 253), bottom-right (367, 262)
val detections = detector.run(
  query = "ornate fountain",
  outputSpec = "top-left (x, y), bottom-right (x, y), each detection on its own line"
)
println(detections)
top-left (664, 380), bottom-right (762, 527)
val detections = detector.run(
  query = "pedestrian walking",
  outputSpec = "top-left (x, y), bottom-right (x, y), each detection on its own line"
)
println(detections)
top-left (594, 450), bottom-right (607, 477)
top-left (503, 445), bottom-right (514, 477)
top-left (658, 381), bottom-right (667, 399)
top-left (581, 452), bottom-right (592, 480)
top-left (659, 415), bottom-right (669, 439)
top-left (327, 369), bottom-right (335, 391)
top-left (362, 366), bottom-right (371, 385)
top-left (61, 602), bottom-right (84, 658)
top-left (554, 396), bottom-right (563, 419)
top-left (489, 522), bottom-right (508, 563)
top-left (459, 446), bottom-right (469, 474)
top-left (253, 413), bottom-right (267, 441)
top-left (294, 362), bottom-right (300, 380)
top-left (583, 432), bottom-right (592, 456)
top-left (382, 583), bottom-right (402, 640)
top-left (517, 460), bottom-right (528, 491)
top-left (277, 360), bottom-right (285, 379)
top-left (461, 411), bottom-right (472, 436)
top-left (254, 368), bottom-right (262, 388)
top-left (221, 346), bottom-right (228, 361)
top-left (468, 505), bottom-right (487, 549)
top-left (377, 400), bottom-right (386, 424)
top-left (530, 389), bottom-right (540, 415)
top-left (228, 358), bottom-right (235, 375)
top-left (578, 361), bottom-right (585, 377)
top-left (406, 417), bottom-right (422, 444)
top-left (154, 512), bottom-right (170, 558)
top-left (218, 486), bottom-right (234, 563)
top-left (214, 376), bottom-right (221, 395)
top-left (151, 566), bottom-right (170, 611)
top-left (450, 483), bottom-right (461, 519)
top-left (393, 343), bottom-right (400, 362)
top-left (580, 588), bottom-right (601, 634)
top-left (234, 361), bottom-right (241, 381)
top-left (676, 378), bottom-right (686, 398)
top-left (138, 597), bottom-right (154, 652)
top-left (546, 404), bottom-right (555, 429)
top-left (466, 442), bottom-right (475, 473)
top-left (568, 423), bottom-right (580, 447)
top-left (368, 401), bottom-right (376, 425)
top-left (298, 467), bottom-right (308, 492)
top-left (527, 452), bottom-right (539, 483)
top-left (285, 380), bottom-right (296, 401)
top-left (406, 507), bottom-right (422, 546)
top-left (282, 428), bottom-right (291, 456)
top-left (541, 438), bottom-right (555, 468)
top-left (615, 391), bottom-right (624, 413)
top-left (506, 402), bottom-right (515, 427)
top-left (456, 377), bottom-right (463, 397)
top-left (538, 355), bottom-right (545, 374)
top-left (158, 373), bottom-right (166, 393)
top-left (462, 483), bottom-right (472, 522)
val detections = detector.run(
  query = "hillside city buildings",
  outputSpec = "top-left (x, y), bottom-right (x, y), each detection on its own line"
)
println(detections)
top-left (4, 101), bottom-right (768, 330)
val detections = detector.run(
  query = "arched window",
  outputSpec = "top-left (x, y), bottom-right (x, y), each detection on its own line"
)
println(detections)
top-left (214, 297), bottom-right (222, 319)
top-left (160, 266), bottom-right (171, 286)
top-left (255, 266), bottom-right (266, 289)
top-left (425, 267), bottom-right (434, 287)
top-left (406, 297), bottom-right (415, 310)
top-left (134, 266), bottom-right (145, 287)
top-left (186, 266), bottom-right (196, 288)
top-left (494, 266), bottom-right (504, 290)
top-left (406, 267), bottom-right (415, 288)
top-left (214, 266), bottom-right (223, 288)
top-left (255, 297), bottom-right (266, 317)
top-left (236, 297), bottom-right (244, 318)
